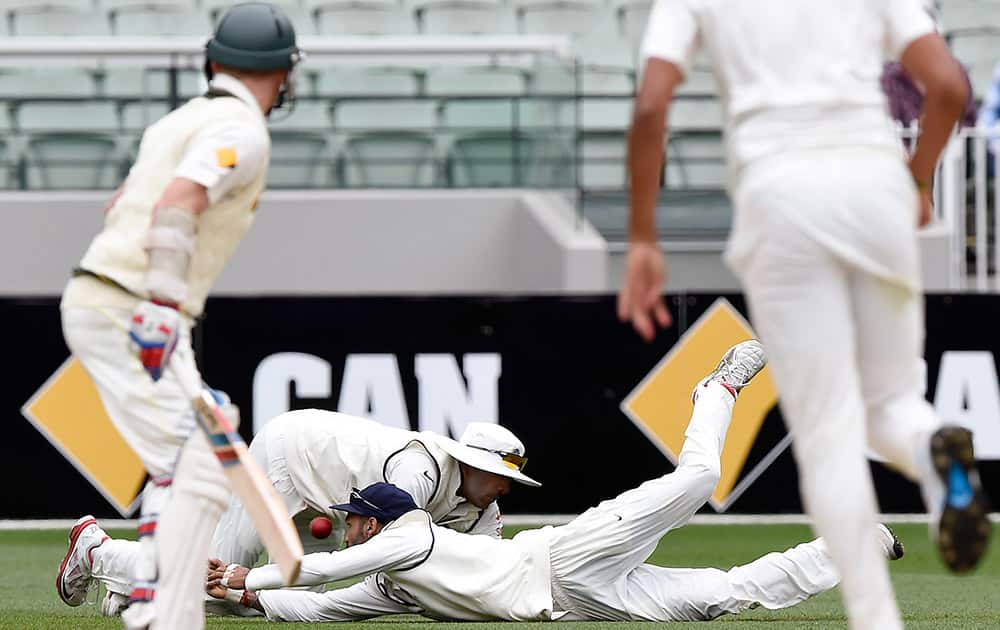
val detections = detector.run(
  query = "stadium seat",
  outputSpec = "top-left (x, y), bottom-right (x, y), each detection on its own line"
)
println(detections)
top-left (100, 67), bottom-right (204, 101)
top-left (314, 66), bottom-right (420, 97)
top-left (940, 1), bottom-right (1000, 33)
top-left (447, 131), bottom-right (573, 187)
top-left (426, 66), bottom-right (527, 96)
top-left (578, 130), bottom-right (626, 189)
top-left (580, 97), bottom-right (631, 130)
top-left (428, 66), bottom-right (527, 132)
top-left (0, 69), bottom-right (98, 99)
top-left (311, 1), bottom-right (416, 35)
top-left (670, 97), bottom-right (723, 130)
top-left (10, 4), bottom-right (111, 36)
top-left (0, 137), bottom-right (13, 189)
top-left (950, 31), bottom-right (1000, 98)
top-left (616, 0), bottom-right (651, 43)
top-left (675, 64), bottom-right (719, 97)
top-left (414, 0), bottom-right (518, 35)
top-left (15, 102), bottom-right (120, 133)
top-left (205, 0), bottom-right (316, 34)
top-left (667, 131), bottom-right (725, 189)
top-left (577, 41), bottom-right (635, 95)
top-left (267, 99), bottom-right (333, 132)
top-left (99, 67), bottom-right (169, 99)
top-left (110, 5), bottom-right (211, 36)
top-left (120, 101), bottom-right (171, 133)
top-left (24, 133), bottom-right (121, 189)
top-left (340, 130), bottom-right (438, 187)
top-left (268, 130), bottom-right (338, 188)
top-left (333, 99), bottom-right (437, 130)
top-left (517, 0), bottom-right (615, 41)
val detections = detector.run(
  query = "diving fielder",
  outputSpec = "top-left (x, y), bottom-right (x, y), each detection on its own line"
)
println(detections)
top-left (55, 4), bottom-right (303, 629)
top-left (207, 342), bottom-right (905, 623)
top-left (63, 416), bottom-right (539, 616)
top-left (619, 2), bottom-right (989, 629)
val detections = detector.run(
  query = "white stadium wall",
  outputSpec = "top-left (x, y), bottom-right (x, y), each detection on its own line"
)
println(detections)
top-left (0, 190), bottom-right (607, 295)
top-left (0, 190), bottom-right (956, 295)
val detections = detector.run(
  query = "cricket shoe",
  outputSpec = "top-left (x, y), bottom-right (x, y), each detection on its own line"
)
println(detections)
top-left (56, 515), bottom-right (109, 606)
top-left (693, 339), bottom-right (766, 401)
top-left (930, 426), bottom-right (991, 574)
top-left (877, 524), bottom-right (905, 561)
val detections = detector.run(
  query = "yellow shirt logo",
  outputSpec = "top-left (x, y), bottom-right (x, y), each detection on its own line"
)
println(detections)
top-left (216, 147), bottom-right (237, 169)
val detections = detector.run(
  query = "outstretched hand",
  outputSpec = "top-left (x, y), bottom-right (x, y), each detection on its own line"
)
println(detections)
top-left (207, 561), bottom-right (250, 591)
top-left (618, 241), bottom-right (672, 341)
top-left (205, 558), bottom-right (227, 598)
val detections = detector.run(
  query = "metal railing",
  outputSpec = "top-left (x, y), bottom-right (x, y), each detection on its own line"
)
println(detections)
top-left (937, 127), bottom-right (1000, 291)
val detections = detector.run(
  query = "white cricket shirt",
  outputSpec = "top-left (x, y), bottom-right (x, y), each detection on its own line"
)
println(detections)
top-left (271, 410), bottom-right (500, 536)
top-left (250, 509), bottom-right (558, 622)
top-left (62, 73), bottom-right (270, 317)
top-left (641, 0), bottom-right (936, 179)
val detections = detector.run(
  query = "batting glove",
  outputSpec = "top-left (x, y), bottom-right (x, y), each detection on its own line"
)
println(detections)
top-left (129, 301), bottom-right (180, 382)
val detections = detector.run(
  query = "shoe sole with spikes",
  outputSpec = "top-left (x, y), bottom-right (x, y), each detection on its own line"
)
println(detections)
top-left (932, 427), bottom-right (991, 574)
top-left (693, 340), bottom-right (766, 401)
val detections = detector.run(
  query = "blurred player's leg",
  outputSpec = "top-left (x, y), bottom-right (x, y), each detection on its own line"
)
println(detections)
top-left (62, 306), bottom-right (222, 629)
top-left (153, 430), bottom-right (230, 629)
top-left (737, 155), bottom-right (907, 630)
top-left (854, 270), bottom-right (991, 572)
top-left (549, 342), bottom-right (764, 617)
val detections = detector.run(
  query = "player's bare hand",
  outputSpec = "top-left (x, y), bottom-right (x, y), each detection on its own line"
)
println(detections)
top-left (207, 558), bottom-right (224, 577)
top-left (917, 188), bottom-right (933, 227)
top-left (618, 241), bottom-right (672, 341)
top-left (208, 563), bottom-right (250, 590)
top-left (205, 578), bottom-right (227, 599)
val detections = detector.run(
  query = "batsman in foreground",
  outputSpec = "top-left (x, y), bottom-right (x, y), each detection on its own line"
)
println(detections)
top-left (207, 342), bottom-right (904, 623)
top-left (56, 3), bottom-right (303, 628)
top-left (620, 2), bottom-right (989, 629)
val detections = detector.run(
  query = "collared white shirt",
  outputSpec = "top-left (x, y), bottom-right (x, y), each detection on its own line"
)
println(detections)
top-left (174, 73), bottom-right (270, 204)
top-left (640, 0), bottom-right (936, 176)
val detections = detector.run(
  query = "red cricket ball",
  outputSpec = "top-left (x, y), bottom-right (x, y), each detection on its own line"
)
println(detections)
top-left (310, 516), bottom-right (333, 539)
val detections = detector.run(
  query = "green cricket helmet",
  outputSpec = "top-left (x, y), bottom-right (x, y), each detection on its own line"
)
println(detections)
top-left (205, 2), bottom-right (304, 110)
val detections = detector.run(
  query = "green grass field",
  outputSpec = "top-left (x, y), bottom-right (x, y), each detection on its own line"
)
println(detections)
top-left (3, 523), bottom-right (998, 629)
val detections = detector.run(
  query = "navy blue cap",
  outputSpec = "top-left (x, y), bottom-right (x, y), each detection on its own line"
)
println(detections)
top-left (330, 482), bottom-right (418, 523)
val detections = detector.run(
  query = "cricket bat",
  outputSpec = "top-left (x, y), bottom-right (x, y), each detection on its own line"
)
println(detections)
top-left (170, 359), bottom-right (303, 584)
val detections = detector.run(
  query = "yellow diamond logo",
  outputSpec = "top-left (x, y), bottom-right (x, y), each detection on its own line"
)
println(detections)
top-left (22, 357), bottom-right (145, 516)
top-left (621, 298), bottom-right (785, 511)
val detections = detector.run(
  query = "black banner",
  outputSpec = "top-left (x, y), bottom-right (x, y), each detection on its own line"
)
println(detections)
top-left (6, 294), bottom-right (1000, 518)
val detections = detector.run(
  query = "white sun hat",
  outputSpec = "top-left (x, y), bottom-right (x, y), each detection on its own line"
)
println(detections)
top-left (436, 422), bottom-right (541, 487)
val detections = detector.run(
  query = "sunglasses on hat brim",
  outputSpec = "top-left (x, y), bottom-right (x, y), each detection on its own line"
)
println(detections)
top-left (467, 445), bottom-right (528, 471)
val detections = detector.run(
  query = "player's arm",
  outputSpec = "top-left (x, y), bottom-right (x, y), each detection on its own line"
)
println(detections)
top-left (900, 37), bottom-right (968, 185)
top-left (620, 0), bottom-right (698, 341)
top-left (129, 121), bottom-right (266, 380)
top-left (218, 518), bottom-right (432, 591)
top-left (255, 575), bottom-right (418, 622)
top-left (885, 0), bottom-right (968, 226)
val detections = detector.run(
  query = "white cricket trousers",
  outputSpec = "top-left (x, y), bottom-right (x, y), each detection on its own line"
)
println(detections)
top-left (547, 382), bottom-right (840, 621)
top-left (212, 417), bottom-right (345, 568)
top-left (89, 416), bottom-right (338, 617)
top-left (62, 305), bottom-right (231, 630)
top-left (729, 148), bottom-right (943, 630)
